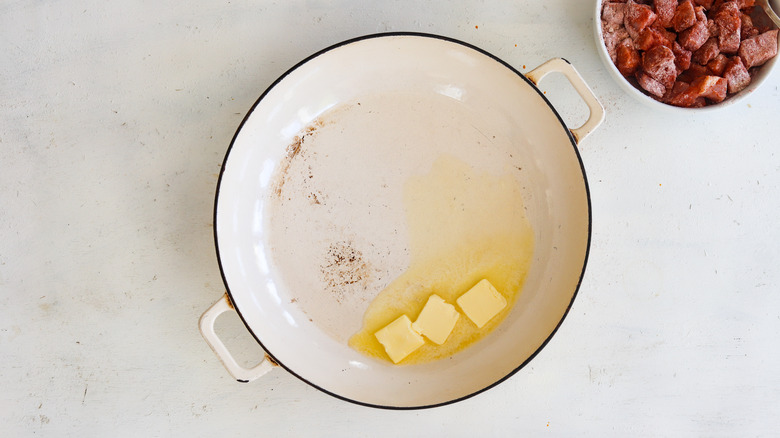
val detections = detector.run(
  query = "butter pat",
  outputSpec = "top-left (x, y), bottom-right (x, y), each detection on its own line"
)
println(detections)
top-left (374, 314), bottom-right (425, 363)
top-left (411, 294), bottom-right (460, 345)
top-left (456, 279), bottom-right (507, 328)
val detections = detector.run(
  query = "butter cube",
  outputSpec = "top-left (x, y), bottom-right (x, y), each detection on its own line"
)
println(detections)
top-left (456, 279), bottom-right (507, 328)
top-left (374, 314), bottom-right (425, 363)
top-left (412, 294), bottom-right (460, 345)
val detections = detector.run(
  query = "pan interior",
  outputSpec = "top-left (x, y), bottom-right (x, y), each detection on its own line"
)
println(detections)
top-left (215, 34), bottom-right (589, 408)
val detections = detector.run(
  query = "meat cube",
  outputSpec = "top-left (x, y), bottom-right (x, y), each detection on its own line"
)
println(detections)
top-left (602, 2), bottom-right (627, 26)
top-left (707, 53), bottom-right (729, 75)
top-left (693, 0), bottom-right (715, 9)
top-left (714, 1), bottom-right (741, 53)
top-left (662, 80), bottom-right (691, 105)
top-left (678, 62), bottom-right (710, 82)
top-left (636, 72), bottom-right (667, 97)
top-left (699, 76), bottom-right (728, 102)
top-left (739, 30), bottom-right (779, 68)
top-left (722, 55), bottom-right (751, 93)
top-left (741, 14), bottom-right (759, 40)
top-left (736, 0), bottom-right (755, 7)
top-left (636, 26), bottom-right (675, 50)
top-left (617, 41), bottom-right (642, 76)
top-left (679, 20), bottom-right (710, 51)
top-left (693, 37), bottom-right (720, 64)
top-left (673, 41), bottom-right (693, 71)
top-left (672, 0), bottom-right (698, 32)
top-left (604, 27), bottom-right (632, 62)
top-left (668, 80), bottom-right (692, 97)
top-left (667, 84), bottom-right (698, 106)
top-left (654, 0), bottom-right (677, 28)
top-left (625, 0), bottom-right (658, 40)
top-left (643, 45), bottom-right (678, 88)
top-left (668, 75), bottom-right (728, 106)
top-left (707, 19), bottom-right (720, 38)
top-left (695, 6), bottom-right (707, 22)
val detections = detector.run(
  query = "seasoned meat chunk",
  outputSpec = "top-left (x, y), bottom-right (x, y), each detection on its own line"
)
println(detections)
top-left (642, 45), bottom-right (677, 88)
top-left (617, 41), bottom-right (642, 75)
top-left (673, 0), bottom-right (698, 32)
top-left (604, 27), bottom-right (632, 62)
top-left (714, 1), bottom-right (741, 53)
top-left (636, 72), bottom-right (667, 97)
top-left (693, 37), bottom-right (720, 64)
top-left (679, 20), bottom-right (710, 51)
top-left (698, 76), bottom-right (728, 102)
top-left (668, 75), bottom-right (727, 106)
top-left (741, 14), bottom-right (759, 40)
top-left (602, 2), bottom-right (627, 25)
top-left (673, 41), bottom-right (693, 71)
top-left (722, 55), bottom-right (751, 93)
top-left (636, 26), bottom-right (675, 50)
top-left (677, 62), bottom-right (709, 82)
top-left (655, 0), bottom-right (677, 28)
top-left (707, 53), bottom-right (728, 75)
top-left (625, 0), bottom-right (658, 40)
top-left (738, 30), bottom-right (779, 68)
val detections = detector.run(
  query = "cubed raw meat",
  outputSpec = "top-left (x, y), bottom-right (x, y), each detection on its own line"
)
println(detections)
top-left (617, 41), bottom-right (642, 75)
top-left (741, 14), bottom-right (759, 40)
top-left (693, 37), bottom-right (720, 64)
top-left (699, 76), bottom-right (728, 102)
top-left (636, 72), bottom-right (667, 97)
top-left (695, 6), bottom-right (707, 23)
top-left (654, 0), bottom-right (677, 28)
top-left (694, 0), bottom-right (715, 9)
top-left (714, 1), bottom-right (741, 53)
top-left (678, 62), bottom-right (710, 82)
top-left (707, 53), bottom-right (728, 74)
top-left (602, 2), bottom-right (627, 25)
top-left (668, 80), bottom-right (692, 98)
top-left (668, 75), bottom-right (727, 106)
top-left (604, 26), bottom-right (632, 62)
top-left (625, 0), bottom-right (658, 40)
top-left (636, 26), bottom-right (675, 50)
top-left (707, 19), bottom-right (720, 38)
top-left (722, 55), bottom-right (751, 93)
top-left (673, 41), bottom-right (693, 71)
top-left (643, 45), bottom-right (678, 87)
top-left (739, 29), bottom-right (779, 68)
top-left (679, 20), bottom-right (710, 50)
top-left (673, 0), bottom-right (698, 31)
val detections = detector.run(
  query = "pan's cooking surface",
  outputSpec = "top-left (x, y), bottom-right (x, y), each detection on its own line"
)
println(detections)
top-left (266, 90), bottom-right (536, 348)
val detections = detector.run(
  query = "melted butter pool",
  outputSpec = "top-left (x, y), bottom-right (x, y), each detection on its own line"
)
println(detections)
top-left (349, 154), bottom-right (534, 364)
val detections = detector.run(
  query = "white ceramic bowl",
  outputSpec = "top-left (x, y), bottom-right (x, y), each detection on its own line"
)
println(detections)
top-left (594, 0), bottom-right (779, 112)
top-left (201, 33), bottom-right (604, 409)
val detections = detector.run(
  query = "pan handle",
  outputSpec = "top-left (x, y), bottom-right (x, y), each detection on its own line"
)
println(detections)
top-left (525, 58), bottom-right (605, 145)
top-left (199, 294), bottom-right (275, 382)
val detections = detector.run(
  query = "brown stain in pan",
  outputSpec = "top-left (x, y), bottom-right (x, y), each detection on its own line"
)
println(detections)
top-left (320, 241), bottom-right (372, 304)
top-left (272, 119), bottom-right (325, 200)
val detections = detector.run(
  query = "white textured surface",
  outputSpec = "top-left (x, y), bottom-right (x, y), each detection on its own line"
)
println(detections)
top-left (2, 0), bottom-right (779, 436)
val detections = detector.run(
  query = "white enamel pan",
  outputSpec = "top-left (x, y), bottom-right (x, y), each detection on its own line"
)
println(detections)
top-left (199, 32), bottom-right (604, 409)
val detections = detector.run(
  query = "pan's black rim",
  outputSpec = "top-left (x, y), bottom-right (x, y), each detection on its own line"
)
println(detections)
top-left (212, 31), bottom-right (592, 410)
